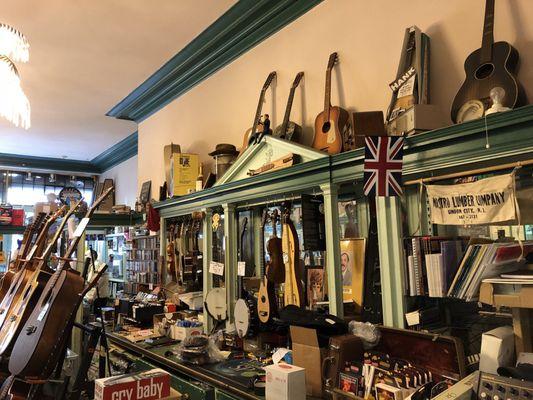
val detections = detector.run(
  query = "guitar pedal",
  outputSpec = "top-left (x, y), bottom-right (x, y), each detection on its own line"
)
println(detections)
top-left (477, 372), bottom-right (533, 400)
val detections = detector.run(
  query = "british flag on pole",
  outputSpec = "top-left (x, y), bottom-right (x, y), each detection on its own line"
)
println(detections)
top-left (363, 136), bottom-right (404, 197)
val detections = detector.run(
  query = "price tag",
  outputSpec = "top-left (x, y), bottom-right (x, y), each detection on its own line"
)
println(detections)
top-left (209, 261), bottom-right (224, 276)
top-left (73, 217), bottom-right (90, 238)
top-left (149, 283), bottom-right (154, 290)
top-left (237, 261), bottom-right (246, 277)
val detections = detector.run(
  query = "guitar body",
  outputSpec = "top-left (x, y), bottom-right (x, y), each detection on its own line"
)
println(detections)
top-left (0, 266), bottom-right (36, 333)
top-left (266, 237), bottom-right (285, 284)
top-left (451, 42), bottom-right (523, 122)
top-left (257, 274), bottom-right (277, 324)
top-left (0, 271), bottom-right (17, 304)
top-left (0, 269), bottom-right (50, 355)
top-left (312, 106), bottom-right (349, 154)
top-left (282, 215), bottom-right (303, 307)
top-left (273, 121), bottom-right (302, 142)
top-left (9, 269), bottom-right (84, 378)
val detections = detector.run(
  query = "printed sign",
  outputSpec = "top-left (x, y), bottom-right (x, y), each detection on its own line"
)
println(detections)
top-left (209, 261), bottom-right (224, 276)
top-left (426, 174), bottom-right (516, 225)
top-left (237, 261), bottom-right (246, 277)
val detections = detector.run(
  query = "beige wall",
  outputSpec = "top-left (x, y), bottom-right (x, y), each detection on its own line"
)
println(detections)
top-left (138, 0), bottom-right (533, 190)
top-left (101, 155), bottom-right (138, 207)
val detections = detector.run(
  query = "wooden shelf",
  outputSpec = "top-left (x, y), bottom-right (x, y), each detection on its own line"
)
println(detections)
top-left (85, 212), bottom-right (144, 229)
top-left (0, 225), bottom-right (25, 235)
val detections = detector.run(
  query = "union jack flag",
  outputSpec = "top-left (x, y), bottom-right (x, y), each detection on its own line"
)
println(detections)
top-left (363, 136), bottom-right (404, 197)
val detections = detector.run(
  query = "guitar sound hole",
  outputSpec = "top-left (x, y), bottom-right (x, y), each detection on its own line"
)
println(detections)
top-left (475, 63), bottom-right (495, 80)
top-left (322, 121), bottom-right (331, 133)
top-left (261, 296), bottom-right (266, 303)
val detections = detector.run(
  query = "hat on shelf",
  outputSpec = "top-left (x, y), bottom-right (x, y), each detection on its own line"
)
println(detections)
top-left (208, 143), bottom-right (239, 157)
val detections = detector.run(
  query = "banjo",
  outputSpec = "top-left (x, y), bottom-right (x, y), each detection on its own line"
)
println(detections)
top-left (234, 297), bottom-right (258, 338)
top-left (204, 287), bottom-right (227, 323)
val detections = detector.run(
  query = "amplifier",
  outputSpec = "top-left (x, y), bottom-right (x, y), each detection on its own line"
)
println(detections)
top-left (433, 371), bottom-right (478, 400)
top-left (478, 372), bottom-right (533, 399)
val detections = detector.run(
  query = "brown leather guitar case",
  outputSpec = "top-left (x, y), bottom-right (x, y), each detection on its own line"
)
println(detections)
top-left (322, 334), bottom-right (364, 392)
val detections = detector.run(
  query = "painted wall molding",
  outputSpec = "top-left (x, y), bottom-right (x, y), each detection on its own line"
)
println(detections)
top-left (0, 131), bottom-right (138, 174)
top-left (106, 0), bottom-right (322, 122)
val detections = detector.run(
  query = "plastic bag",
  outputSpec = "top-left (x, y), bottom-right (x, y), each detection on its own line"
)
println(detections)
top-left (175, 334), bottom-right (226, 365)
top-left (349, 321), bottom-right (381, 349)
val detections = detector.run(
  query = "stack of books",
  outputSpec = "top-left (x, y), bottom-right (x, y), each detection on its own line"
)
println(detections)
top-left (404, 237), bottom-right (464, 297)
top-left (448, 241), bottom-right (533, 301)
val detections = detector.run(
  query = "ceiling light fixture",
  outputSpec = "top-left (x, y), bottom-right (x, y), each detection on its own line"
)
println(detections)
top-left (0, 23), bottom-right (30, 129)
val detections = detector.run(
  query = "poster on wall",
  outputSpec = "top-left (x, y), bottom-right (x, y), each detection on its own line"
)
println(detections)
top-left (426, 173), bottom-right (517, 225)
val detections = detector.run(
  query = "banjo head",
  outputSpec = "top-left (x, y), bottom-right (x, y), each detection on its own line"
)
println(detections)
top-left (234, 299), bottom-right (251, 338)
top-left (205, 288), bottom-right (227, 322)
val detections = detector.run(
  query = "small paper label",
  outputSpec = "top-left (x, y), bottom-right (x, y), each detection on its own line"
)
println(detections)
top-left (283, 253), bottom-right (289, 264)
top-left (397, 74), bottom-right (415, 98)
top-left (325, 318), bottom-right (336, 325)
top-left (37, 302), bottom-right (50, 322)
top-left (237, 261), bottom-right (246, 277)
top-left (209, 261), bottom-right (224, 276)
top-left (149, 283), bottom-right (154, 290)
top-left (73, 217), bottom-right (90, 238)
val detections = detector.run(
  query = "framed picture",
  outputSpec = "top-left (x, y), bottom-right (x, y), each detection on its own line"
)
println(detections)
top-left (139, 180), bottom-right (151, 204)
top-left (306, 266), bottom-right (325, 307)
top-left (340, 238), bottom-right (366, 313)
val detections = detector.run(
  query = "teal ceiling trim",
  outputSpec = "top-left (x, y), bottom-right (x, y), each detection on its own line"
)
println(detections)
top-left (107, 0), bottom-right (323, 122)
top-left (0, 131), bottom-right (138, 174)
top-left (0, 152), bottom-right (99, 174)
top-left (90, 131), bottom-right (138, 172)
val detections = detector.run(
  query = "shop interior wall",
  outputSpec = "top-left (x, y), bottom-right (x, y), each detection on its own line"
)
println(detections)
top-left (101, 155), bottom-right (138, 207)
top-left (138, 0), bottom-right (533, 190)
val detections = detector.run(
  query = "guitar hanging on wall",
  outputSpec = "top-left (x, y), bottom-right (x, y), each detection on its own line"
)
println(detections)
top-left (282, 206), bottom-right (303, 307)
top-left (451, 0), bottom-right (526, 124)
top-left (273, 72), bottom-right (304, 142)
top-left (257, 210), bottom-right (278, 324)
top-left (242, 71), bottom-right (277, 151)
top-left (312, 52), bottom-right (350, 155)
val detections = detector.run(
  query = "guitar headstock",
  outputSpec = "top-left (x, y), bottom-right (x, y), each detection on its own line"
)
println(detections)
top-left (212, 213), bottom-right (221, 232)
top-left (291, 72), bottom-right (304, 89)
top-left (261, 209), bottom-right (269, 229)
top-left (261, 71), bottom-right (277, 93)
top-left (326, 52), bottom-right (338, 71)
top-left (89, 186), bottom-right (114, 216)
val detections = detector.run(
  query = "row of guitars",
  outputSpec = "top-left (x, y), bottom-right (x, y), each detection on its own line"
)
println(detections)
top-left (0, 187), bottom-right (113, 400)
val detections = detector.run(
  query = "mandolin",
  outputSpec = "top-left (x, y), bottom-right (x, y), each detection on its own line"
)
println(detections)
top-left (312, 52), bottom-right (349, 155)
top-left (273, 72), bottom-right (304, 142)
top-left (451, 0), bottom-right (526, 123)
top-left (8, 188), bottom-right (114, 379)
top-left (241, 71), bottom-right (276, 152)
top-left (0, 213), bottom-right (45, 303)
top-left (281, 207), bottom-right (303, 307)
top-left (257, 210), bottom-right (277, 323)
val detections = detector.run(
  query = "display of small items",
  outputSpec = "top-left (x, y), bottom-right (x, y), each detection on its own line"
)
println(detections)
top-left (124, 235), bottom-right (160, 293)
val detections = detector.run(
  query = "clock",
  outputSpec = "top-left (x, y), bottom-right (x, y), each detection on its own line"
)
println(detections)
top-left (58, 187), bottom-right (82, 205)
top-left (456, 100), bottom-right (485, 124)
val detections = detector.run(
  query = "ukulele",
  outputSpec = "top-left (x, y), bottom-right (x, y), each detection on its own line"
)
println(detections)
top-left (312, 52), bottom-right (350, 155)
top-left (241, 71), bottom-right (276, 151)
top-left (451, 0), bottom-right (525, 123)
top-left (0, 213), bottom-right (45, 303)
top-left (273, 72), bottom-right (304, 142)
top-left (257, 210), bottom-right (277, 323)
top-left (281, 207), bottom-right (303, 307)
top-left (8, 188), bottom-right (114, 379)
top-left (266, 209), bottom-right (285, 284)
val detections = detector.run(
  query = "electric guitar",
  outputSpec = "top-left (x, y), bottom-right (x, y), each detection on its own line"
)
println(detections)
top-left (241, 71), bottom-right (276, 151)
top-left (257, 210), bottom-right (277, 323)
top-left (451, 0), bottom-right (525, 123)
top-left (312, 52), bottom-right (349, 155)
top-left (7, 187), bottom-right (114, 379)
top-left (273, 72), bottom-right (304, 142)
top-left (281, 207), bottom-right (303, 307)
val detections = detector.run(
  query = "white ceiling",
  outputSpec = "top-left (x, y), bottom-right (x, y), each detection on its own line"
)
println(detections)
top-left (0, 0), bottom-right (235, 160)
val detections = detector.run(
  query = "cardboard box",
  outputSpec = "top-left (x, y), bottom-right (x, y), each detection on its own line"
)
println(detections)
top-left (34, 202), bottom-right (59, 215)
top-left (170, 153), bottom-right (199, 196)
top-left (153, 312), bottom-right (181, 336)
top-left (170, 323), bottom-right (203, 341)
top-left (265, 363), bottom-right (306, 400)
top-left (290, 326), bottom-right (326, 397)
top-left (479, 326), bottom-right (515, 374)
top-left (480, 281), bottom-right (533, 308)
top-left (95, 368), bottom-right (170, 400)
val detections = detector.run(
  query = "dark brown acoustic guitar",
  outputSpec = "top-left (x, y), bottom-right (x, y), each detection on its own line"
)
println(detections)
top-left (451, 0), bottom-right (526, 123)
top-left (241, 71), bottom-right (276, 152)
top-left (8, 187), bottom-right (114, 380)
top-left (266, 209), bottom-right (284, 284)
top-left (312, 52), bottom-right (349, 155)
top-left (273, 72), bottom-right (304, 142)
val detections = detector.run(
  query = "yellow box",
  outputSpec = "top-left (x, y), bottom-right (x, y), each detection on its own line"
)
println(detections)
top-left (170, 153), bottom-right (199, 196)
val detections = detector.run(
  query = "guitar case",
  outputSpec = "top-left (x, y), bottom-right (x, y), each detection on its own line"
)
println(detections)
top-left (322, 334), bottom-right (364, 393)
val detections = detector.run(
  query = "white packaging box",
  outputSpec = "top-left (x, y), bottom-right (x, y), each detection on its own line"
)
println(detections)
top-left (479, 325), bottom-right (515, 374)
top-left (265, 363), bottom-right (306, 400)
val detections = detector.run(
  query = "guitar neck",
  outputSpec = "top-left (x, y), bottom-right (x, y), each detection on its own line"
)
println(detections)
top-left (281, 87), bottom-right (296, 133)
top-left (252, 92), bottom-right (265, 134)
top-left (480, 0), bottom-right (495, 63)
top-left (323, 69), bottom-right (332, 118)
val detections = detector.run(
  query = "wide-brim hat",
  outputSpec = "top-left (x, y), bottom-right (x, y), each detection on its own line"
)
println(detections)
top-left (209, 143), bottom-right (239, 157)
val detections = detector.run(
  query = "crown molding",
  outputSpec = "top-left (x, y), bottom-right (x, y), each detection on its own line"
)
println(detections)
top-left (107, 0), bottom-right (322, 122)
top-left (91, 131), bottom-right (138, 172)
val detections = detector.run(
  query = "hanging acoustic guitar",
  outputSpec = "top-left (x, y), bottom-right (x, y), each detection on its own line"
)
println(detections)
top-left (273, 72), bottom-right (304, 142)
top-left (312, 52), bottom-right (349, 155)
top-left (257, 210), bottom-right (277, 324)
top-left (241, 71), bottom-right (277, 152)
top-left (450, 0), bottom-right (525, 123)
top-left (282, 207), bottom-right (303, 307)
